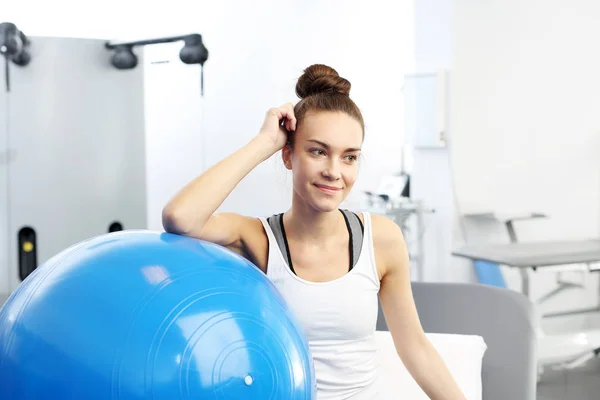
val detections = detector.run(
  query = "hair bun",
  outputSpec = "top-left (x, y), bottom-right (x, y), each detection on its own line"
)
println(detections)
top-left (295, 64), bottom-right (351, 99)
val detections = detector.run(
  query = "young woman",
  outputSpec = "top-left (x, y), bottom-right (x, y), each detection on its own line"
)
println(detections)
top-left (162, 64), bottom-right (466, 400)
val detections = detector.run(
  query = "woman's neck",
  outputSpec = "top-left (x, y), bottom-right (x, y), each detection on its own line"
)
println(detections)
top-left (283, 194), bottom-right (345, 244)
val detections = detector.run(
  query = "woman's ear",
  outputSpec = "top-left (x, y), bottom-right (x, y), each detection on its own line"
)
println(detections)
top-left (281, 143), bottom-right (293, 170)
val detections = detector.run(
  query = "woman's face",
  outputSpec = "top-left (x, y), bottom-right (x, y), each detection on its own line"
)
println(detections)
top-left (282, 110), bottom-right (363, 212)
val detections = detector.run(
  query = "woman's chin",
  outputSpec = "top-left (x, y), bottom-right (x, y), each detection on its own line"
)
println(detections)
top-left (294, 186), bottom-right (346, 212)
top-left (309, 196), bottom-right (344, 213)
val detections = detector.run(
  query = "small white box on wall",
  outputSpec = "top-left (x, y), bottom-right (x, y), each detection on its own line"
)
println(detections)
top-left (403, 69), bottom-right (447, 148)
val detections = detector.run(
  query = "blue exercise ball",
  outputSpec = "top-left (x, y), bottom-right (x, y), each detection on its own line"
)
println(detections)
top-left (0, 230), bottom-right (315, 399)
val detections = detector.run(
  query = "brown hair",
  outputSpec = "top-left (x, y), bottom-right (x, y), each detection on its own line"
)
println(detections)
top-left (289, 64), bottom-right (364, 147)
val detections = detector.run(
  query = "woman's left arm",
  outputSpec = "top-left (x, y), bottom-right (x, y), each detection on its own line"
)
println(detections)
top-left (374, 215), bottom-right (466, 400)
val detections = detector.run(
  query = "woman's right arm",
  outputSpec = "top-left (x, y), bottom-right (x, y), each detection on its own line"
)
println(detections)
top-left (161, 103), bottom-right (296, 254)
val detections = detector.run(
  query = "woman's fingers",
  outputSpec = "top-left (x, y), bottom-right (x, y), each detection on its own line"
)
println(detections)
top-left (279, 102), bottom-right (296, 131)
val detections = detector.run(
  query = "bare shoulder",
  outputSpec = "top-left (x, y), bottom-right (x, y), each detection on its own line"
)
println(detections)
top-left (370, 213), bottom-right (404, 245)
top-left (368, 213), bottom-right (410, 280)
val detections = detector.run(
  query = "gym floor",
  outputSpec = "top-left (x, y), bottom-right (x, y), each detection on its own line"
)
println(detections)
top-left (537, 312), bottom-right (600, 400)
top-left (538, 358), bottom-right (600, 399)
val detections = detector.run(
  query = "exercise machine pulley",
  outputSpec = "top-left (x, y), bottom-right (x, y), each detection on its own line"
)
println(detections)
top-left (0, 23), bottom-right (210, 96)
top-left (0, 22), bottom-right (31, 93)
top-left (105, 34), bottom-right (209, 96)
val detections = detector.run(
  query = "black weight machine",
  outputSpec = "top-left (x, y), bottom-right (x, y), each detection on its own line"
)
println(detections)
top-left (1, 22), bottom-right (209, 95)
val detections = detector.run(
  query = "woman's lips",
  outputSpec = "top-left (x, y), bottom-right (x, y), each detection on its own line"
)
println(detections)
top-left (314, 184), bottom-right (342, 194)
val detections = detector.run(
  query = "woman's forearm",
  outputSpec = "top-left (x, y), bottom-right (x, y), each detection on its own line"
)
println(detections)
top-left (401, 339), bottom-right (467, 400)
top-left (162, 135), bottom-right (276, 234)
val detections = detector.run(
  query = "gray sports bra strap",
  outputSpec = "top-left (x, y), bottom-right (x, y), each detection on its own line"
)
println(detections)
top-left (267, 210), bottom-right (364, 272)
top-left (267, 213), bottom-right (289, 264)
top-left (340, 209), bottom-right (364, 268)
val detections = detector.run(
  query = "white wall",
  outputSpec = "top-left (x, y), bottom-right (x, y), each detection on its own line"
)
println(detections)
top-left (5, 1), bottom-right (415, 224)
top-left (409, 0), bottom-right (468, 283)
top-left (450, 0), bottom-right (600, 316)
top-left (452, 0), bottom-right (600, 232)
top-left (411, 0), bottom-right (600, 319)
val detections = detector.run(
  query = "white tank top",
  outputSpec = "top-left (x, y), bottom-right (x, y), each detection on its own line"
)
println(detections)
top-left (259, 211), bottom-right (384, 399)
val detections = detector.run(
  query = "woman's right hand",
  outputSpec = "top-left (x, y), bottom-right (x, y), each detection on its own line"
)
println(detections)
top-left (257, 102), bottom-right (296, 152)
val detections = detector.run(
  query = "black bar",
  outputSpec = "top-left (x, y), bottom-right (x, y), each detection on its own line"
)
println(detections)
top-left (105, 34), bottom-right (201, 49)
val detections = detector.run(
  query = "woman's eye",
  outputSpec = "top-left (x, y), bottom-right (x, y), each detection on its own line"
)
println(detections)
top-left (310, 148), bottom-right (325, 156)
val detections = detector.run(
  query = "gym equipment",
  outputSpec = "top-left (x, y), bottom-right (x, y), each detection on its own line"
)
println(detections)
top-left (0, 26), bottom-right (211, 295)
top-left (362, 175), bottom-right (434, 282)
top-left (453, 211), bottom-right (600, 372)
top-left (0, 230), bottom-right (316, 399)
top-left (0, 23), bottom-right (30, 67)
top-left (105, 34), bottom-right (209, 96)
top-left (0, 32), bottom-right (147, 294)
top-left (0, 22), bottom-right (31, 92)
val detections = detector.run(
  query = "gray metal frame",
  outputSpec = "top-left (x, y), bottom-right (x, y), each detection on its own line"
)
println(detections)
top-left (455, 212), bottom-right (600, 318)
top-left (377, 282), bottom-right (538, 400)
top-left (454, 246), bottom-right (600, 319)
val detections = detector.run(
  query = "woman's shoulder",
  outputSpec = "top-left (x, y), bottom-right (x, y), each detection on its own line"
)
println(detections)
top-left (364, 213), bottom-right (404, 245)
top-left (366, 213), bottom-right (409, 278)
top-left (348, 211), bottom-right (401, 244)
